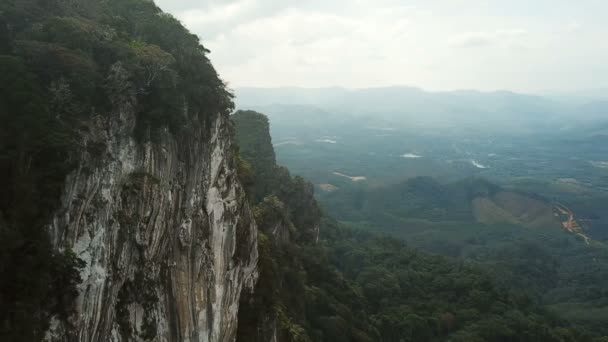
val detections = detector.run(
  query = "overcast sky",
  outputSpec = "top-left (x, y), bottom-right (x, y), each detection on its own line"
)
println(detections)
top-left (154, 0), bottom-right (608, 93)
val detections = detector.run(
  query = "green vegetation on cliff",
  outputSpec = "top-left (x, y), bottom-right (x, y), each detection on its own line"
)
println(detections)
top-left (232, 110), bottom-right (277, 202)
top-left (233, 110), bottom-right (321, 242)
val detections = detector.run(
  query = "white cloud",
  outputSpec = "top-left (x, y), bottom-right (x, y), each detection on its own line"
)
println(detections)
top-left (565, 21), bottom-right (582, 33)
top-left (449, 32), bottom-right (494, 48)
top-left (154, 0), bottom-right (608, 93)
top-left (449, 29), bottom-right (528, 48)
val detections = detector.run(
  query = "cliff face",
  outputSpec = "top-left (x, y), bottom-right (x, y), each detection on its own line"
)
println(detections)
top-left (46, 101), bottom-right (258, 342)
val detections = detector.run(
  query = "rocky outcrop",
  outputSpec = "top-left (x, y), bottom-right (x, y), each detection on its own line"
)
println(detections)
top-left (231, 111), bottom-right (321, 243)
top-left (254, 196), bottom-right (293, 247)
top-left (46, 99), bottom-right (258, 342)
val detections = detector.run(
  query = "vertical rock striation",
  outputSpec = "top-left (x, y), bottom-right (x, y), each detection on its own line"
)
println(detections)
top-left (46, 101), bottom-right (258, 342)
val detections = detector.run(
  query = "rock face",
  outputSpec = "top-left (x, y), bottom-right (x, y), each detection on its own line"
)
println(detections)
top-left (46, 101), bottom-right (258, 342)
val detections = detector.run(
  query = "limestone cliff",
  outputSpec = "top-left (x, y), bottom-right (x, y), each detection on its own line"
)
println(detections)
top-left (45, 102), bottom-right (258, 341)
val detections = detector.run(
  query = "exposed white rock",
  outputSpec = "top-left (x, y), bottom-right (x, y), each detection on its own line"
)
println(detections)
top-left (333, 172), bottom-right (367, 182)
top-left (470, 160), bottom-right (488, 169)
top-left (591, 161), bottom-right (608, 169)
top-left (46, 102), bottom-right (258, 342)
top-left (400, 153), bottom-right (422, 159)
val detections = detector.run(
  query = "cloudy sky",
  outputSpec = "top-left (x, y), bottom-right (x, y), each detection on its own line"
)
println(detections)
top-left (154, 0), bottom-right (608, 93)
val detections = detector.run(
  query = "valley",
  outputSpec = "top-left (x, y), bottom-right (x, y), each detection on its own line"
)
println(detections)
top-left (234, 92), bottom-right (608, 338)
top-left (232, 109), bottom-right (608, 341)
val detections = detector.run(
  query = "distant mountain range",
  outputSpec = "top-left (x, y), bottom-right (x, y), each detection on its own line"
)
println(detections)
top-left (235, 86), bottom-right (608, 136)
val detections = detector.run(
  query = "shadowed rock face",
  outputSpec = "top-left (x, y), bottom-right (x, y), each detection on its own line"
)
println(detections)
top-left (46, 101), bottom-right (258, 342)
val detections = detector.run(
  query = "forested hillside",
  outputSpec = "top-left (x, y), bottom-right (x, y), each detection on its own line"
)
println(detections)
top-left (320, 175), bottom-right (608, 336)
top-left (232, 110), bottom-right (604, 341)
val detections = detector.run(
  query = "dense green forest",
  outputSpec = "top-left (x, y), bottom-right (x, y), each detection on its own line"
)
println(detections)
top-left (0, 0), bottom-right (232, 339)
top-left (318, 174), bottom-right (608, 336)
top-left (254, 104), bottom-right (608, 335)
top-left (232, 110), bottom-right (607, 341)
